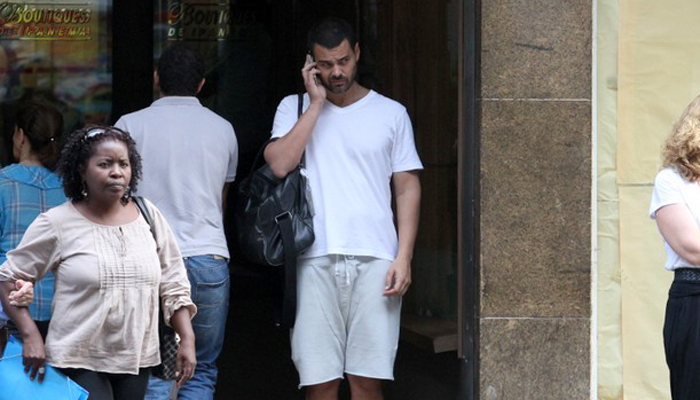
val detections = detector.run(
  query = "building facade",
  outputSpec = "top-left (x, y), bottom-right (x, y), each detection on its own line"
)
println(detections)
top-left (15, 0), bottom-right (690, 399)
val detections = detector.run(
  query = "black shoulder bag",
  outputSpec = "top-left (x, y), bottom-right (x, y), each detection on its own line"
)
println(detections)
top-left (235, 93), bottom-right (314, 328)
top-left (133, 196), bottom-right (180, 380)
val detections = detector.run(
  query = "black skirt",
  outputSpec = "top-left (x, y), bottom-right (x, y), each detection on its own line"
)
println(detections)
top-left (664, 280), bottom-right (700, 399)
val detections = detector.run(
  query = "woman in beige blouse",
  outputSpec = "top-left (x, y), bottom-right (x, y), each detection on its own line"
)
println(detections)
top-left (0, 126), bottom-right (197, 399)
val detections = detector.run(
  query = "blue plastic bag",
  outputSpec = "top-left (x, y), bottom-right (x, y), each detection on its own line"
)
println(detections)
top-left (0, 336), bottom-right (88, 400)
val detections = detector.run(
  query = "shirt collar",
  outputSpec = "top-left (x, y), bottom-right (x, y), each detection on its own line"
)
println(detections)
top-left (151, 96), bottom-right (202, 107)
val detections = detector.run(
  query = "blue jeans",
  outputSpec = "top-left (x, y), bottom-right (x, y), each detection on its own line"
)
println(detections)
top-left (145, 255), bottom-right (230, 400)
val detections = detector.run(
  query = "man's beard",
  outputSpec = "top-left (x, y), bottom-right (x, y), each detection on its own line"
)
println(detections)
top-left (321, 66), bottom-right (357, 94)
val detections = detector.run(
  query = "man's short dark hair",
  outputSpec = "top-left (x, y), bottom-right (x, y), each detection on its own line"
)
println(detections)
top-left (157, 43), bottom-right (205, 96)
top-left (307, 17), bottom-right (356, 52)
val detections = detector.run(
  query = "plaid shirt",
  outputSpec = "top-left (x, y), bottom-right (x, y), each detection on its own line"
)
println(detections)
top-left (0, 165), bottom-right (66, 322)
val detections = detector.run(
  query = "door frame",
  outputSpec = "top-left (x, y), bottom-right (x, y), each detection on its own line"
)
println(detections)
top-left (111, 0), bottom-right (154, 123)
top-left (458, 0), bottom-right (480, 398)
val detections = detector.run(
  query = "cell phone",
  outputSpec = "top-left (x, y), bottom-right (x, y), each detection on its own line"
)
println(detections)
top-left (307, 51), bottom-right (320, 85)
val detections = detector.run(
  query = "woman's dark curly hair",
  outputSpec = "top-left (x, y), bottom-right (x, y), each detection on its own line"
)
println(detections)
top-left (56, 125), bottom-right (142, 204)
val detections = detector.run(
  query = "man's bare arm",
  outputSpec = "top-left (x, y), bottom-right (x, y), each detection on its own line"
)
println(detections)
top-left (265, 55), bottom-right (326, 178)
top-left (384, 171), bottom-right (421, 296)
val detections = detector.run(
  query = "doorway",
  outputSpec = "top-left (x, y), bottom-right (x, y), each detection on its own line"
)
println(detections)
top-left (142, 0), bottom-right (466, 398)
top-left (177, 1), bottom-right (466, 398)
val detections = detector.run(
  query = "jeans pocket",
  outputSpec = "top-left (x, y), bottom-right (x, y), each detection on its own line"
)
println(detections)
top-left (186, 258), bottom-right (230, 334)
top-left (191, 275), bottom-right (230, 332)
top-left (194, 276), bottom-right (230, 308)
top-left (185, 256), bottom-right (231, 309)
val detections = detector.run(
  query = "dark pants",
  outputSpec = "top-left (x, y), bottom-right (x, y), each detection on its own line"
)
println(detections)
top-left (0, 326), bottom-right (7, 356)
top-left (664, 280), bottom-right (700, 399)
top-left (58, 367), bottom-right (151, 400)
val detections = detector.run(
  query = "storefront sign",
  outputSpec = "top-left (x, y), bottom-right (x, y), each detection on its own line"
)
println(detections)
top-left (167, 1), bottom-right (230, 41)
top-left (0, 2), bottom-right (93, 40)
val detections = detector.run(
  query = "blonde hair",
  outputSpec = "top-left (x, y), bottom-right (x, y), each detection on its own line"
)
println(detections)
top-left (663, 94), bottom-right (700, 181)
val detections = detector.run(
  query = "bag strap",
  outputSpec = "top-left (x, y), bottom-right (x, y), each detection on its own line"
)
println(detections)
top-left (132, 197), bottom-right (176, 341)
top-left (274, 93), bottom-right (305, 328)
top-left (248, 93), bottom-right (306, 176)
top-left (297, 93), bottom-right (306, 167)
top-left (133, 196), bottom-right (156, 240)
top-left (277, 213), bottom-right (298, 328)
top-left (297, 91), bottom-right (303, 117)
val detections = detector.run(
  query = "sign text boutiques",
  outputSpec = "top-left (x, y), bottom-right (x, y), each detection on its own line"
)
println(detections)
top-left (0, 2), bottom-right (92, 40)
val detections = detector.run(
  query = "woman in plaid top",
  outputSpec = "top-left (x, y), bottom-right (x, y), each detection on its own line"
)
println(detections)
top-left (0, 101), bottom-right (65, 340)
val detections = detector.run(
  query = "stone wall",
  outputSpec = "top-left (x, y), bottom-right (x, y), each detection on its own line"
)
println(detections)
top-left (479, 0), bottom-right (592, 398)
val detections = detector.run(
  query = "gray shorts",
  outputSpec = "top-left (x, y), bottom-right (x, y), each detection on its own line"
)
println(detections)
top-left (290, 255), bottom-right (402, 387)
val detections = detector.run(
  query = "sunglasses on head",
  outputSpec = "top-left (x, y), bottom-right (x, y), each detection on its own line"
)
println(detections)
top-left (83, 126), bottom-right (128, 141)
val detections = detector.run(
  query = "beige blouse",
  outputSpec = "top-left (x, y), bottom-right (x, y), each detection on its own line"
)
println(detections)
top-left (0, 199), bottom-right (196, 374)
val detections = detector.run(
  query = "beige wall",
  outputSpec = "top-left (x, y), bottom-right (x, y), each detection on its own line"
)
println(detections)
top-left (597, 1), bottom-right (700, 399)
top-left (479, 0), bottom-right (592, 398)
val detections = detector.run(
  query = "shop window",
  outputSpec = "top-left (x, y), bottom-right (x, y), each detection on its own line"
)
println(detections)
top-left (0, 0), bottom-right (113, 165)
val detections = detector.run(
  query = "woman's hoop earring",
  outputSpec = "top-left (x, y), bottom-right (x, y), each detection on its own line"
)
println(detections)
top-left (81, 182), bottom-right (88, 198)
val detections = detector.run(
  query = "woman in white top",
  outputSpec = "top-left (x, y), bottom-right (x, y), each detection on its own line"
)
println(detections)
top-left (0, 126), bottom-right (197, 399)
top-left (650, 94), bottom-right (700, 400)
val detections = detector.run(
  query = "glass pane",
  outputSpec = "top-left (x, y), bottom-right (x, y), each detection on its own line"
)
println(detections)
top-left (409, 0), bottom-right (460, 324)
top-left (154, 0), bottom-right (276, 165)
top-left (359, 1), bottom-right (462, 397)
top-left (362, 0), bottom-right (460, 325)
top-left (0, 0), bottom-right (113, 165)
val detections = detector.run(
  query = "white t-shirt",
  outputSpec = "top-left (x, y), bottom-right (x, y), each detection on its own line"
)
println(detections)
top-left (649, 167), bottom-right (700, 270)
top-left (271, 91), bottom-right (423, 261)
top-left (116, 97), bottom-right (238, 258)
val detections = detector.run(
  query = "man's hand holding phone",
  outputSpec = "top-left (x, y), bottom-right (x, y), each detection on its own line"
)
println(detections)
top-left (302, 53), bottom-right (326, 104)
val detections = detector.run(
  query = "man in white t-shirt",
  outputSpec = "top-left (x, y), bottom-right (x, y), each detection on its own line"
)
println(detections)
top-left (116, 43), bottom-right (238, 400)
top-left (265, 17), bottom-right (422, 400)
